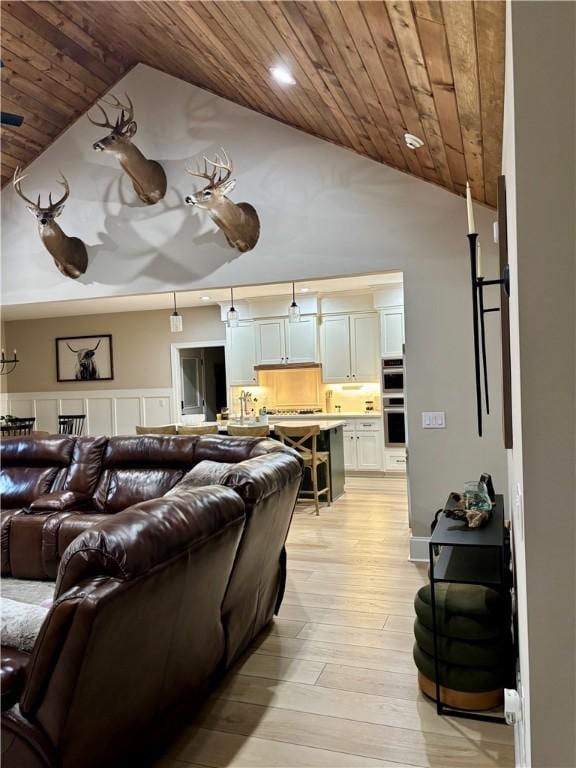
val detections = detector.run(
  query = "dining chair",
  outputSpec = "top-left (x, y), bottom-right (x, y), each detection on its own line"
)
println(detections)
top-left (176, 425), bottom-right (218, 435)
top-left (274, 424), bottom-right (331, 516)
top-left (227, 424), bottom-right (270, 437)
top-left (135, 425), bottom-right (178, 435)
top-left (58, 414), bottom-right (86, 436)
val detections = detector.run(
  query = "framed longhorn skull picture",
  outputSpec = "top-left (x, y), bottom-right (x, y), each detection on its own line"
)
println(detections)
top-left (55, 335), bottom-right (114, 382)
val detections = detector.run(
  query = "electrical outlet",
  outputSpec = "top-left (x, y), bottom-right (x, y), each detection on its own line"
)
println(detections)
top-left (422, 411), bottom-right (446, 429)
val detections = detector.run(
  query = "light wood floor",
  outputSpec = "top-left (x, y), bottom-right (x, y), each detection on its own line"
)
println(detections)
top-left (156, 476), bottom-right (514, 768)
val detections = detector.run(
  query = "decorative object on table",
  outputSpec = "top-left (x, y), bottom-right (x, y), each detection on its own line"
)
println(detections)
top-left (424, 493), bottom-right (513, 723)
top-left (56, 335), bottom-right (113, 382)
top-left (13, 168), bottom-right (88, 279)
top-left (88, 92), bottom-right (167, 205)
top-left (441, 480), bottom-right (493, 529)
top-left (465, 178), bottom-right (510, 438)
top-left (288, 282), bottom-right (301, 323)
top-left (226, 287), bottom-right (239, 327)
top-left (184, 148), bottom-right (260, 252)
top-left (169, 291), bottom-right (183, 333)
top-left (0, 349), bottom-right (19, 376)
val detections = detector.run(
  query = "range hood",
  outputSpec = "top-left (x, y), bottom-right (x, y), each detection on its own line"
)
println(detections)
top-left (254, 362), bottom-right (322, 371)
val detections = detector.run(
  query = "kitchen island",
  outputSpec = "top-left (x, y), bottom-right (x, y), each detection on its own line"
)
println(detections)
top-left (193, 419), bottom-right (346, 502)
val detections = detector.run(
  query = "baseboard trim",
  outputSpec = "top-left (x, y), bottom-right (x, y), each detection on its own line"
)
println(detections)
top-left (409, 536), bottom-right (430, 562)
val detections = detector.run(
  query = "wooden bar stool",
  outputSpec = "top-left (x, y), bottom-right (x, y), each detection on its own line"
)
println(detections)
top-left (135, 425), bottom-right (178, 435)
top-left (177, 424), bottom-right (218, 435)
top-left (227, 424), bottom-right (270, 437)
top-left (275, 424), bottom-right (330, 516)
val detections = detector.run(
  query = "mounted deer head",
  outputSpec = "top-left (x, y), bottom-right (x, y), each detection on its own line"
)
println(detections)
top-left (13, 168), bottom-right (88, 280)
top-left (184, 149), bottom-right (260, 253)
top-left (88, 92), bottom-right (167, 206)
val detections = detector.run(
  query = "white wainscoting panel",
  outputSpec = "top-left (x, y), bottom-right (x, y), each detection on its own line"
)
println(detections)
top-left (35, 398), bottom-right (59, 433)
top-left (115, 397), bottom-right (141, 435)
top-left (142, 396), bottom-right (172, 427)
top-left (5, 389), bottom-right (174, 436)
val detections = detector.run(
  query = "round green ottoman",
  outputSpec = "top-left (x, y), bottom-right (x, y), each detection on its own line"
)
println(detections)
top-left (413, 644), bottom-right (505, 711)
top-left (414, 583), bottom-right (503, 641)
top-left (414, 619), bottom-right (508, 668)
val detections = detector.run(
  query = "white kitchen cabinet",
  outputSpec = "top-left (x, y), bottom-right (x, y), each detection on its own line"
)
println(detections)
top-left (255, 318), bottom-right (285, 365)
top-left (350, 313), bottom-right (380, 380)
top-left (321, 312), bottom-right (379, 382)
top-left (255, 316), bottom-right (318, 366)
top-left (321, 315), bottom-right (352, 382)
top-left (384, 450), bottom-right (407, 472)
top-left (341, 417), bottom-right (384, 472)
top-left (226, 322), bottom-right (257, 385)
top-left (380, 308), bottom-right (405, 356)
top-left (356, 431), bottom-right (383, 471)
top-left (285, 316), bottom-right (318, 363)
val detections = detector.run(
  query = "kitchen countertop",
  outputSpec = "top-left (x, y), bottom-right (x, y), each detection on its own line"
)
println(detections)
top-left (268, 412), bottom-right (381, 419)
top-left (196, 420), bottom-right (347, 432)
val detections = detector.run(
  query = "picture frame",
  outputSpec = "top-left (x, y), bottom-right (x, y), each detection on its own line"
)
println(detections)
top-left (55, 334), bottom-right (114, 382)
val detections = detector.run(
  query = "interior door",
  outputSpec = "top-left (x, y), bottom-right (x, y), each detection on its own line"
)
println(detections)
top-left (179, 349), bottom-right (204, 416)
top-left (285, 316), bottom-right (318, 363)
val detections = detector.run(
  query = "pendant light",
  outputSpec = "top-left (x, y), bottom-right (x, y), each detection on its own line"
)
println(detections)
top-left (227, 287), bottom-right (239, 327)
top-left (288, 282), bottom-right (301, 323)
top-left (170, 291), bottom-right (183, 333)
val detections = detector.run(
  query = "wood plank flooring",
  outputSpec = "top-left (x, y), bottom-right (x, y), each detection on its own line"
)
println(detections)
top-left (156, 476), bottom-right (514, 768)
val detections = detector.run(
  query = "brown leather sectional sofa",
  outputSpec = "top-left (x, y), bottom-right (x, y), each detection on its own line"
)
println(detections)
top-left (0, 434), bottom-right (303, 768)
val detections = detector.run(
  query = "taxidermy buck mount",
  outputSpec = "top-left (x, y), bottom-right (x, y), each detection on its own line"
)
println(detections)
top-left (13, 168), bottom-right (88, 280)
top-left (88, 93), bottom-right (167, 205)
top-left (185, 149), bottom-right (260, 253)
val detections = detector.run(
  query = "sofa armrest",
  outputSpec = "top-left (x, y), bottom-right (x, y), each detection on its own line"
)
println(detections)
top-left (221, 451), bottom-right (303, 505)
top-left (1, 647), bottom-right (30, 711)
top-left (55, 485), bottom-right (245, 597)
top-left (28, 491), bottom-right (92, 513)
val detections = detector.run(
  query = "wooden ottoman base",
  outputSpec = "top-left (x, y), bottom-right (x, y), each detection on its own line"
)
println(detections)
top-left (418, 672), bottom-right (503, 711)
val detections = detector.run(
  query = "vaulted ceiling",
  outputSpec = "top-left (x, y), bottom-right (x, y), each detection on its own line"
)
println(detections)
top-left (1, 1), bottom-right (505, 205)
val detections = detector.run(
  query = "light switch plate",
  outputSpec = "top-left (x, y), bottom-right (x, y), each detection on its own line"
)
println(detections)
top-left (422, 411), bottom-right (446, 429)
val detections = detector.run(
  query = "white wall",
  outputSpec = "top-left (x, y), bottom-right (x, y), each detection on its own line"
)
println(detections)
top-left (504, 2), bottom-right (576, 766)
top-left (1, 63), bottom-right (507, 540)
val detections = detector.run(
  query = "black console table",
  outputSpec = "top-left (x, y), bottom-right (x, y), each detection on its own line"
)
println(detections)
top-left (428, 494), bottom-right (511, 724)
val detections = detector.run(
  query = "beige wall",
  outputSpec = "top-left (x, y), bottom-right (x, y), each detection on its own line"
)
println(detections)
top-left (3, 305), bottom-right (224, 392)
top-left (505, 2), bottom-right (576, 766)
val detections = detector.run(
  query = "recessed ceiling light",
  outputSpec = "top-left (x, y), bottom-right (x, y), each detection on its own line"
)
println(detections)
top-left (270, 65), bottom-right (296, 86)
top-left (200, 296), bottom-right (211, 301)
top-left (404, 133), bottom-right (424, 150)
top-left (300, 287), bottom-right (310, 293)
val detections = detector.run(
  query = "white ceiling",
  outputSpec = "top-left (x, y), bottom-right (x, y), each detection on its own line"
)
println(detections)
top-left (2, 272), bottom-right (403, 321)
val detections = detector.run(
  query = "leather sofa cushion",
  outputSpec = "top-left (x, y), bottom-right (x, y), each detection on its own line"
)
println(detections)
top-left (0, 437), bottom-right (76, 507)
top-left (57, 514), bottom-right (111, 558)
top-left (62, 436), bottom-right (108, 495)
top-left (28, 491), bottom-right (92, 513)
top-left (1, 510), bottom-right (21, 575)
top-left (193, 435), bottom-right (277, 464)
top-left (56, 485), bottom-right (245, 596)
top-left (93, 468), bottom-right (187, 514)
top-left (1, 645), bottom-right (30, 711)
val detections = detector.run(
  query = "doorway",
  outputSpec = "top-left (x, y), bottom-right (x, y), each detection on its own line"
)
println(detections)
top-left (171, 343), bottom-right (227, 422)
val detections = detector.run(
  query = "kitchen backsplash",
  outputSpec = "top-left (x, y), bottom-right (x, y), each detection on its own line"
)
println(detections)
top-left (229, 369), bottom-right (380, 415)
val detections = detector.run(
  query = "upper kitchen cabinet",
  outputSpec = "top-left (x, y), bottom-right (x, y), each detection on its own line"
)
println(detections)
top-left (226, 321), bottom-right (257, 385)
top-left (321, 313), bottom-right (379, 382)
top-left (255, 317), bottom-right (318, 365)
top-left (380, 308), bottom-right (405, 356)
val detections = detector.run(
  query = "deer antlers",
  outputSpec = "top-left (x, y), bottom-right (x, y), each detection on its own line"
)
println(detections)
top-left (13, 167), bottom-right (70, 211)
top-left (186, 148), bottom-right (233, 188)
top-left (87, 92), bottom-right (134, 133)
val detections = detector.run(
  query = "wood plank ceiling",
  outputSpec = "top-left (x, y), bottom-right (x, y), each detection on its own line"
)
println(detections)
top-left (1, 1), bottom-right (505, 205)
